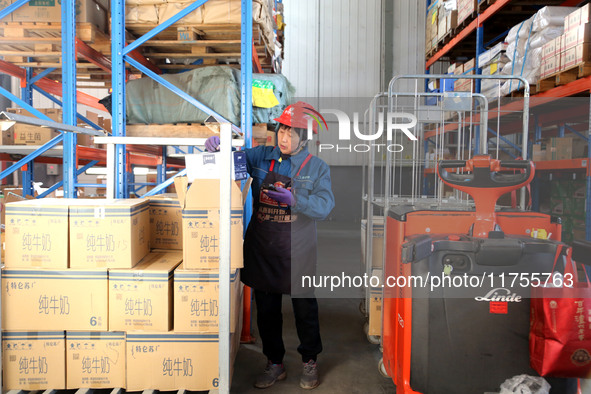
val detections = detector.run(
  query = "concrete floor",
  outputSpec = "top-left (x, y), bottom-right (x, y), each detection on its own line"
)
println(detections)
top-left (230, 222), bottom-right (394, 393)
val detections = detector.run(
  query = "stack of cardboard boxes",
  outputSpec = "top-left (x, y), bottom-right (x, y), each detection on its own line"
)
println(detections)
top-left (425, 1), bottom-right (459, 55)
top-left (426, 1), bottom-right (440, 55)
top-left (541, 4), bottom-right (591, 79)
top-left (453, 58), bottom-right (476, 92)
top-left (531, 137), bottom-right (586, 161)
top-left (2, 181), bottom-right (244, 390)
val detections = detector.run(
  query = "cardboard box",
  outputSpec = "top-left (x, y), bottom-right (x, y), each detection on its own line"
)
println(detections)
top-left (69, 199), bottom-right (150, 269)
top-left (457, 0), bottom-right (476, 25)
top-left (447, 62), bottom-right (460, 74)
top-left (453, 63), bottom-right (464, 75)
top-left (1, 187), bottom-right (32, 225)
top-left (567, 7), bottom-right (581, 30)
top-left (565, 23), bottom-right (591, 51)
top-left (546, 137), bottom-right (575, 160)
top-left (7, 108), bottom-right (62, 145)
top-left (561, 50), bottom-right (567, 71)
top-left (265, 130), bottom-right (276, 146)
top-left (109, 251), bottom-right (182, 331)
top-left (2, 129), bottom-right (15, 145)
top-left (148, 194), bottom-right (183, 250)
top-left (202, 0), bottom-right (240, 24)
top-left (463, 58), bottom-right (475, 74)
top-left (437, 18), bottom-right (446, 41)
top-left (564, 46), bottom-right (578, 70)
top-left (5, 198), bottom-right (70, 268)
top-left (11, 0), bottom-right (109, 32)
top-left (575, 43), bottom-right (591, 65)
top-left (542, 54), bottom-right (559, 77)
top-left (532, 144), bottom-right (546, 161)
top-left (174, 177), bottom-right (247, 270)
top-left (368, 269), bottom-right (382, 337)
top-left (581, 4), bottom-right (591, 26)
top-left (66, 331), bottom-right (126, 389)
top-left (446, 10), bottom-right (457, 30)
top-left (185, 151), bottom-right (248, 181)
top-left (174, 265), bottom-right (241, 333)
top-left (2, 331), bottom-right (66, 390)
top-left (126, 331), bottom-right (239, 391)
top-left (360, 217), bottom-right (384, 269)
top-left (2, 268), bottom-right (108, 330)
top-left (542, 39), bottom-right (557, 61)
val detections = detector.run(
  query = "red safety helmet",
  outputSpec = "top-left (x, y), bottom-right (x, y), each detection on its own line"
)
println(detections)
top-left (274, 101), bottom-right (327, 134)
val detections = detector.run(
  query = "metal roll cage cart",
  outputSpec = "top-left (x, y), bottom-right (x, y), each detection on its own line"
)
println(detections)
top-left (361, 74), bottom-right (531, 349)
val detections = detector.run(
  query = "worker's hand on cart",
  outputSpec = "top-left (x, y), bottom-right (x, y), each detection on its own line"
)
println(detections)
top-left (205, 136), bottom-right (221, 152)
top-left (264, 186), bottom-right (296, 206)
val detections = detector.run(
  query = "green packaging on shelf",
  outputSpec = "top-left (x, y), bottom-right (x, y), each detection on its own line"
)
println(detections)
top-left (573, 179), bottom-right (587, 199)
top-left (551, 197), bottom-right (566, 216)
top-left (550, 180), bottom-right (572, 199)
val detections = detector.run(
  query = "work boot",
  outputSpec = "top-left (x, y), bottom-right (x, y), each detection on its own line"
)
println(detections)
top-left (300, 360), bottom-right (320, 389)
top-left (254, 361), bottom-right (286, 389)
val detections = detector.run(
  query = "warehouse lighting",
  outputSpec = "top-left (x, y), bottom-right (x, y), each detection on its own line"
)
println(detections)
top-left (0, 111), bottom-right (108, 136)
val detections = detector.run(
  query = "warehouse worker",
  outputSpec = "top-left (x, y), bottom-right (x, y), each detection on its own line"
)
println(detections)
top-left (205, 101), bottom-right (335, 390)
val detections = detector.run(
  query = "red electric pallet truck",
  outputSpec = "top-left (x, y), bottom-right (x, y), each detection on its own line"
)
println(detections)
top-left (381, 155), bottom-right (576, 394)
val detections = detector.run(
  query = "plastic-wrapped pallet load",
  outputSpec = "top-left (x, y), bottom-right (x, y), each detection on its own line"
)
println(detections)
top-left (124, 66), bottom-right (295, 126)
top-left (499, 6), bottom-right (576, 97)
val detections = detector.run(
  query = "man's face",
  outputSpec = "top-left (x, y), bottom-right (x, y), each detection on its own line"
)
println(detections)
top-left (277, 124), bottom-right (301, 155)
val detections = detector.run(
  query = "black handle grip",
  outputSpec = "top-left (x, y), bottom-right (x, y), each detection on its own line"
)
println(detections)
top-left (500, 160), bottom-right (530, 169)
top-left (438, 159), bottom-right (533, 189)
top-left (439, 160), bottom-right (467, 169)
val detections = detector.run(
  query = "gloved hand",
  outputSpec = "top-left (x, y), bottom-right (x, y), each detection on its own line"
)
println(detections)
top-left (265, 187), bottom-right (296, 206)
top-left (205, 136), bottom-right (220, 152)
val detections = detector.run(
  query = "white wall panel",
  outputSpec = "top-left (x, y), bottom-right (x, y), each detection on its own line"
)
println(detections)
top-left (283, 0), bottom-right (381, 166)
top-left (391, 0), bottom-right (426, 92)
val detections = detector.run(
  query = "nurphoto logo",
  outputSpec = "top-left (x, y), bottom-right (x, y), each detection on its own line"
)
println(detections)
top-left (306, 109), bottom-right (418, 153)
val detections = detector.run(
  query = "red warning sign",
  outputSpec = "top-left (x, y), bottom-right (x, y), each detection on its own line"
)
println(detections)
top-left (490, 301), bottom-right (508, 314)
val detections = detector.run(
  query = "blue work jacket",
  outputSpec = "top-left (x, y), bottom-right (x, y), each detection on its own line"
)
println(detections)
top-left (244, 145), bottom-right (335, 220)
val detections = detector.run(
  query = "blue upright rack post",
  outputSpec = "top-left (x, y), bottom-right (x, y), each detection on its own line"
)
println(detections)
top-left (62, 0), bottom-right (78, 198)
top-left (474, 24), bottom-right (484, 155)
top-left (21, 66), bottom-right (34, 195)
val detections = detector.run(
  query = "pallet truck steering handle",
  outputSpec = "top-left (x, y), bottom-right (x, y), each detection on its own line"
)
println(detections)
top-left (437, 155), bottom-right (535, 238)
top-left (437, 157), bottom-right (534, 191)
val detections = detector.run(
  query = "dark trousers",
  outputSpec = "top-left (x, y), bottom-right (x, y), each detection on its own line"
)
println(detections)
top-left (254, 290), bottom-right (323, 364)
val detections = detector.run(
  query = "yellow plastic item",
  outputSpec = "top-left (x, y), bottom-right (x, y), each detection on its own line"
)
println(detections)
top-left (252, 79), bottom-right (280, 108)
top-left (531, 228), bottom-right (548, 239)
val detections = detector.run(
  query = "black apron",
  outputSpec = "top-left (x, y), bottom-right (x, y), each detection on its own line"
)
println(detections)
top-left (242, 155), bottom-right (317, 295)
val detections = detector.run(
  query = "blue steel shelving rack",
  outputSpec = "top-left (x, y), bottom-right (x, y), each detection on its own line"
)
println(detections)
top-left (424, 0), bottom-right (591, 241)
top-left (0, 0), bottom-right (256, 201)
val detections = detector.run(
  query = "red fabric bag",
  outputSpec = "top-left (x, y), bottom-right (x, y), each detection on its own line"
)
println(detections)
top-left (530, 246), bottom-right (591, 378)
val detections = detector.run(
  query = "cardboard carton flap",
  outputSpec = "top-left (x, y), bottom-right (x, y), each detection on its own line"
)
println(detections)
top-left (174, 176), bottom-right (190, 209)
top-left (175, 176), bottom-right (248, 208)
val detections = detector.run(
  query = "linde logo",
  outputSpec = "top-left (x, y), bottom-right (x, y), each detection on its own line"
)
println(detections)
top-left (474, 288), bottom-right (522, 303)
top-left (306, 110), bottom-right (418, 153)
